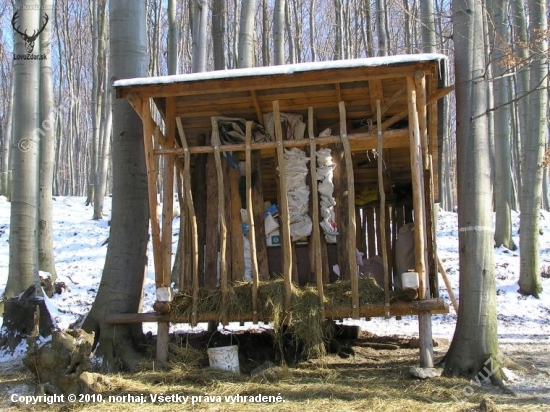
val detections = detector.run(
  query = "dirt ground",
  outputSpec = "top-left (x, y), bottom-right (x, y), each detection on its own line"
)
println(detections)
top-left (0, 331), bottom-right (548, 412)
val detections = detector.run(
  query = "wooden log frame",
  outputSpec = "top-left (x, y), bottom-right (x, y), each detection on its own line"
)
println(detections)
top-left (308, 107), bottom-right (325, 318)
top-left (376, 100), bottom-right (390, 318)
top-left (406, 75), bottom-right (434, 368)
top-left (125, 63), bottom-right (451, 364)
top-left (175, 118), bottom-right (200, 327)
top-left (105, 298), bottom-right (449, 325)
top-left (245, 121), bottom-right (261, 324)
top-left (272, 101), bottom-right (294, 310)
top-left (211, 117), bottom-right (229, 325)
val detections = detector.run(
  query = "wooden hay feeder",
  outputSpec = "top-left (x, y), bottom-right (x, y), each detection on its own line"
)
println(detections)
top-left (109, 54), bottom-right (453, 367)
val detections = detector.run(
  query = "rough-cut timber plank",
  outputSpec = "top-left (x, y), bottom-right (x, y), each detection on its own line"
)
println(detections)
top-left (153, 128), bottom-right (410, 156)
top-left (308, 107), bottom-right (325, 316)
top-left (104, 298), bottom-right (449, 325)
top-left (229, 166), bottom-right (245, 282)
top-left (176, 118), bottom-right (200, 326)
top-left (273, 100), bottom-right (293, 310)
top-left (406, 75), bottom-right (433, 368)
top-left (141, 99), bottom-right (163, 288)
top-left (204, 154), bottom-right (219, 288)
top-left (339, 102), bottom-right (359, 319)
top-left (245, 122), bottom-right (261, 323)
top-left (211, 117), bottom-right (229, 325)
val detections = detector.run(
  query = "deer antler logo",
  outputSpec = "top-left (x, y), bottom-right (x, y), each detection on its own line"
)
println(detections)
top-left (12, 11), bottom-right (49, 54)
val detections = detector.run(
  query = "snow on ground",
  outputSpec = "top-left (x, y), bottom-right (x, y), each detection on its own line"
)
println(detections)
top-left (0, 195), bottom-right (549, 364)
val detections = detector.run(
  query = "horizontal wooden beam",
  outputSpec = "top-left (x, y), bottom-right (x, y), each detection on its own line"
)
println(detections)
top-left (116, 63), bottom-right (439, 100)
top-left (105, 298), bottom-right (449, 324)
top-left (153, 128), bottom-right (410, 156)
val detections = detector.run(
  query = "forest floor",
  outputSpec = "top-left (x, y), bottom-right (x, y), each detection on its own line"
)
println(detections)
top-left (0, 332), bottom-right (548, 411)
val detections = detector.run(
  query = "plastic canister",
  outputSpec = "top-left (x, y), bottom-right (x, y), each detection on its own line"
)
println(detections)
top-left (401, 271), bottom-right (419, 290)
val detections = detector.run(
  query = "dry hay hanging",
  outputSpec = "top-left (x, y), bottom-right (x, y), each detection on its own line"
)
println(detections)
top-left (172, 278), bottom-right (386, 361)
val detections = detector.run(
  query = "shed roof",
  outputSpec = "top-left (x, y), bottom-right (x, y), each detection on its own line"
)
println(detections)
top-left (114, 54), bottom-right (450, 202)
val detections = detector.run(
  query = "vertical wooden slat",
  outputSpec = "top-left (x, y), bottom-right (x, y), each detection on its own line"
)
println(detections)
top-left (141, 99), bottom-right (163, 289)
top-left (366, 207), bottom-right (376, 258)
top-left (376, 100), bottom-right (390, 317)
top-left (143, 99), bottom-right (167, 363)
top-left (308, 107), bottom-right (325, 317)
top-left (245, 121), bottom-right (260, 324)
top-left (273, 100), bottom-right (293, 310)
top-left (211, 117), bottom-right (228, 325)
top-left (338, 101), bottom-right (359, 319)
top-left (204, 154), bottom-right (219, 288)
top-left (229, 166), bottom-right (245, 281)
top-left (407, 75), bottom-right (433, 368)
top-left (162, 98), bottom-right (176, 288)
top-left (176, 118), bottom-right (200, 327)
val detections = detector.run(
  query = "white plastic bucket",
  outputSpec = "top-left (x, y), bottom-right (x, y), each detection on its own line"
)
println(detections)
top-left (207, 345), bottom-right (240, 374)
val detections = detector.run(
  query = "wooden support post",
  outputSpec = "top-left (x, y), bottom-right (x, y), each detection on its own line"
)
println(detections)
top-left (308, 107), bottom-right (325, 317)
top-left (366, 207), bottom-right (376, 258)
top-left (273, 100), bottom-right (293, 310)
top-left (176, 118), bottom-right (200, 327)
top-left (156, 97), bottom-right (177, 363)
top-left (437, 256), bottom-right (459, 313)
top-left (162, 98), bottom-right (176, 288)
top-left (407, 75), bottom-right (433, 368)
top-left (376, 100), bottom-right (390, 318)
top-left (245, 121), bottom-right (261, 324)
top-left (141, 99), bottom-right (163, 289)
top-left (211, 117), bottom-right (229, 325)
top-left (338, 101), bottom-right (359, 319)
top-left (229, 166), bottom-right (245, 281)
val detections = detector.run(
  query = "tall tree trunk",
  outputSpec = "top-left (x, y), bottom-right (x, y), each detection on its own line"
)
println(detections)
top-left (334, 0), bottom-right (343, 59)
top-left (285, 0), bottom-right (295, 63)
top-left (237, 0), bottom-right (255, 69)
top-left (5, 2), bottom-right (41, 298)
top-left (309, 0), bottom-right (316, 61)
top-left (38, 0), bottom-right (57, 279)
top-left (83, 0), bottom-right (149, 372)
top-left (419, 0), bottom-right (437, 53)
top-left (167, 0), bottom-right (179, 75)
top-left (519, 0), bottom-right (547, 298)
top-left (511, 0), bottom-right (528, 202)
top-left (402, 0), bottom-right (412, 53)
top-left (212, 0), bottom-right (226, 70)
top-left (93, 0), bottom-right (108, 219)
top-left (273, 0), bottom-right (285, 65)
top-left (192, 0), bottom-right (208, 73)
top-left (262, 0), bottom-right (270, 66)
top-left (491, 0), bottom-right (516, 250)
top-left (444, 0), bottom-right (502, 380)
top-left (1, 79), bottom-right (13, 198)
top-left (375, 0), bottom-right (388, 56)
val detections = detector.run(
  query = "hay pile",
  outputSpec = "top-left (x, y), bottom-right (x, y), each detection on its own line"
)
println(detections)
top-left (172, 278), bottom-right (386, 361)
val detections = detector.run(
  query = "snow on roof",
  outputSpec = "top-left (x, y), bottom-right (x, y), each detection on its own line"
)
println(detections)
top-left (113, 53), bottom-right (447, 88)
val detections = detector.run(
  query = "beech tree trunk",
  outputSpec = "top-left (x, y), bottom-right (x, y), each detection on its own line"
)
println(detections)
top-left (444, 0), bottom-right (501, 379)
top-left (273, 0), bottom-right (285, 65)
top-left (519, 0), bottom-right (547, 298)
top-left (82, 0), bottom-right (149, 372)
top-left (237, 0), bottom-right (255, 69)
top-left (491, 0), bottom-right (516, 250)
top-left (5, 1), bottom-right (41, 299)
top-left (38, 0), bottom-right (57, 279)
